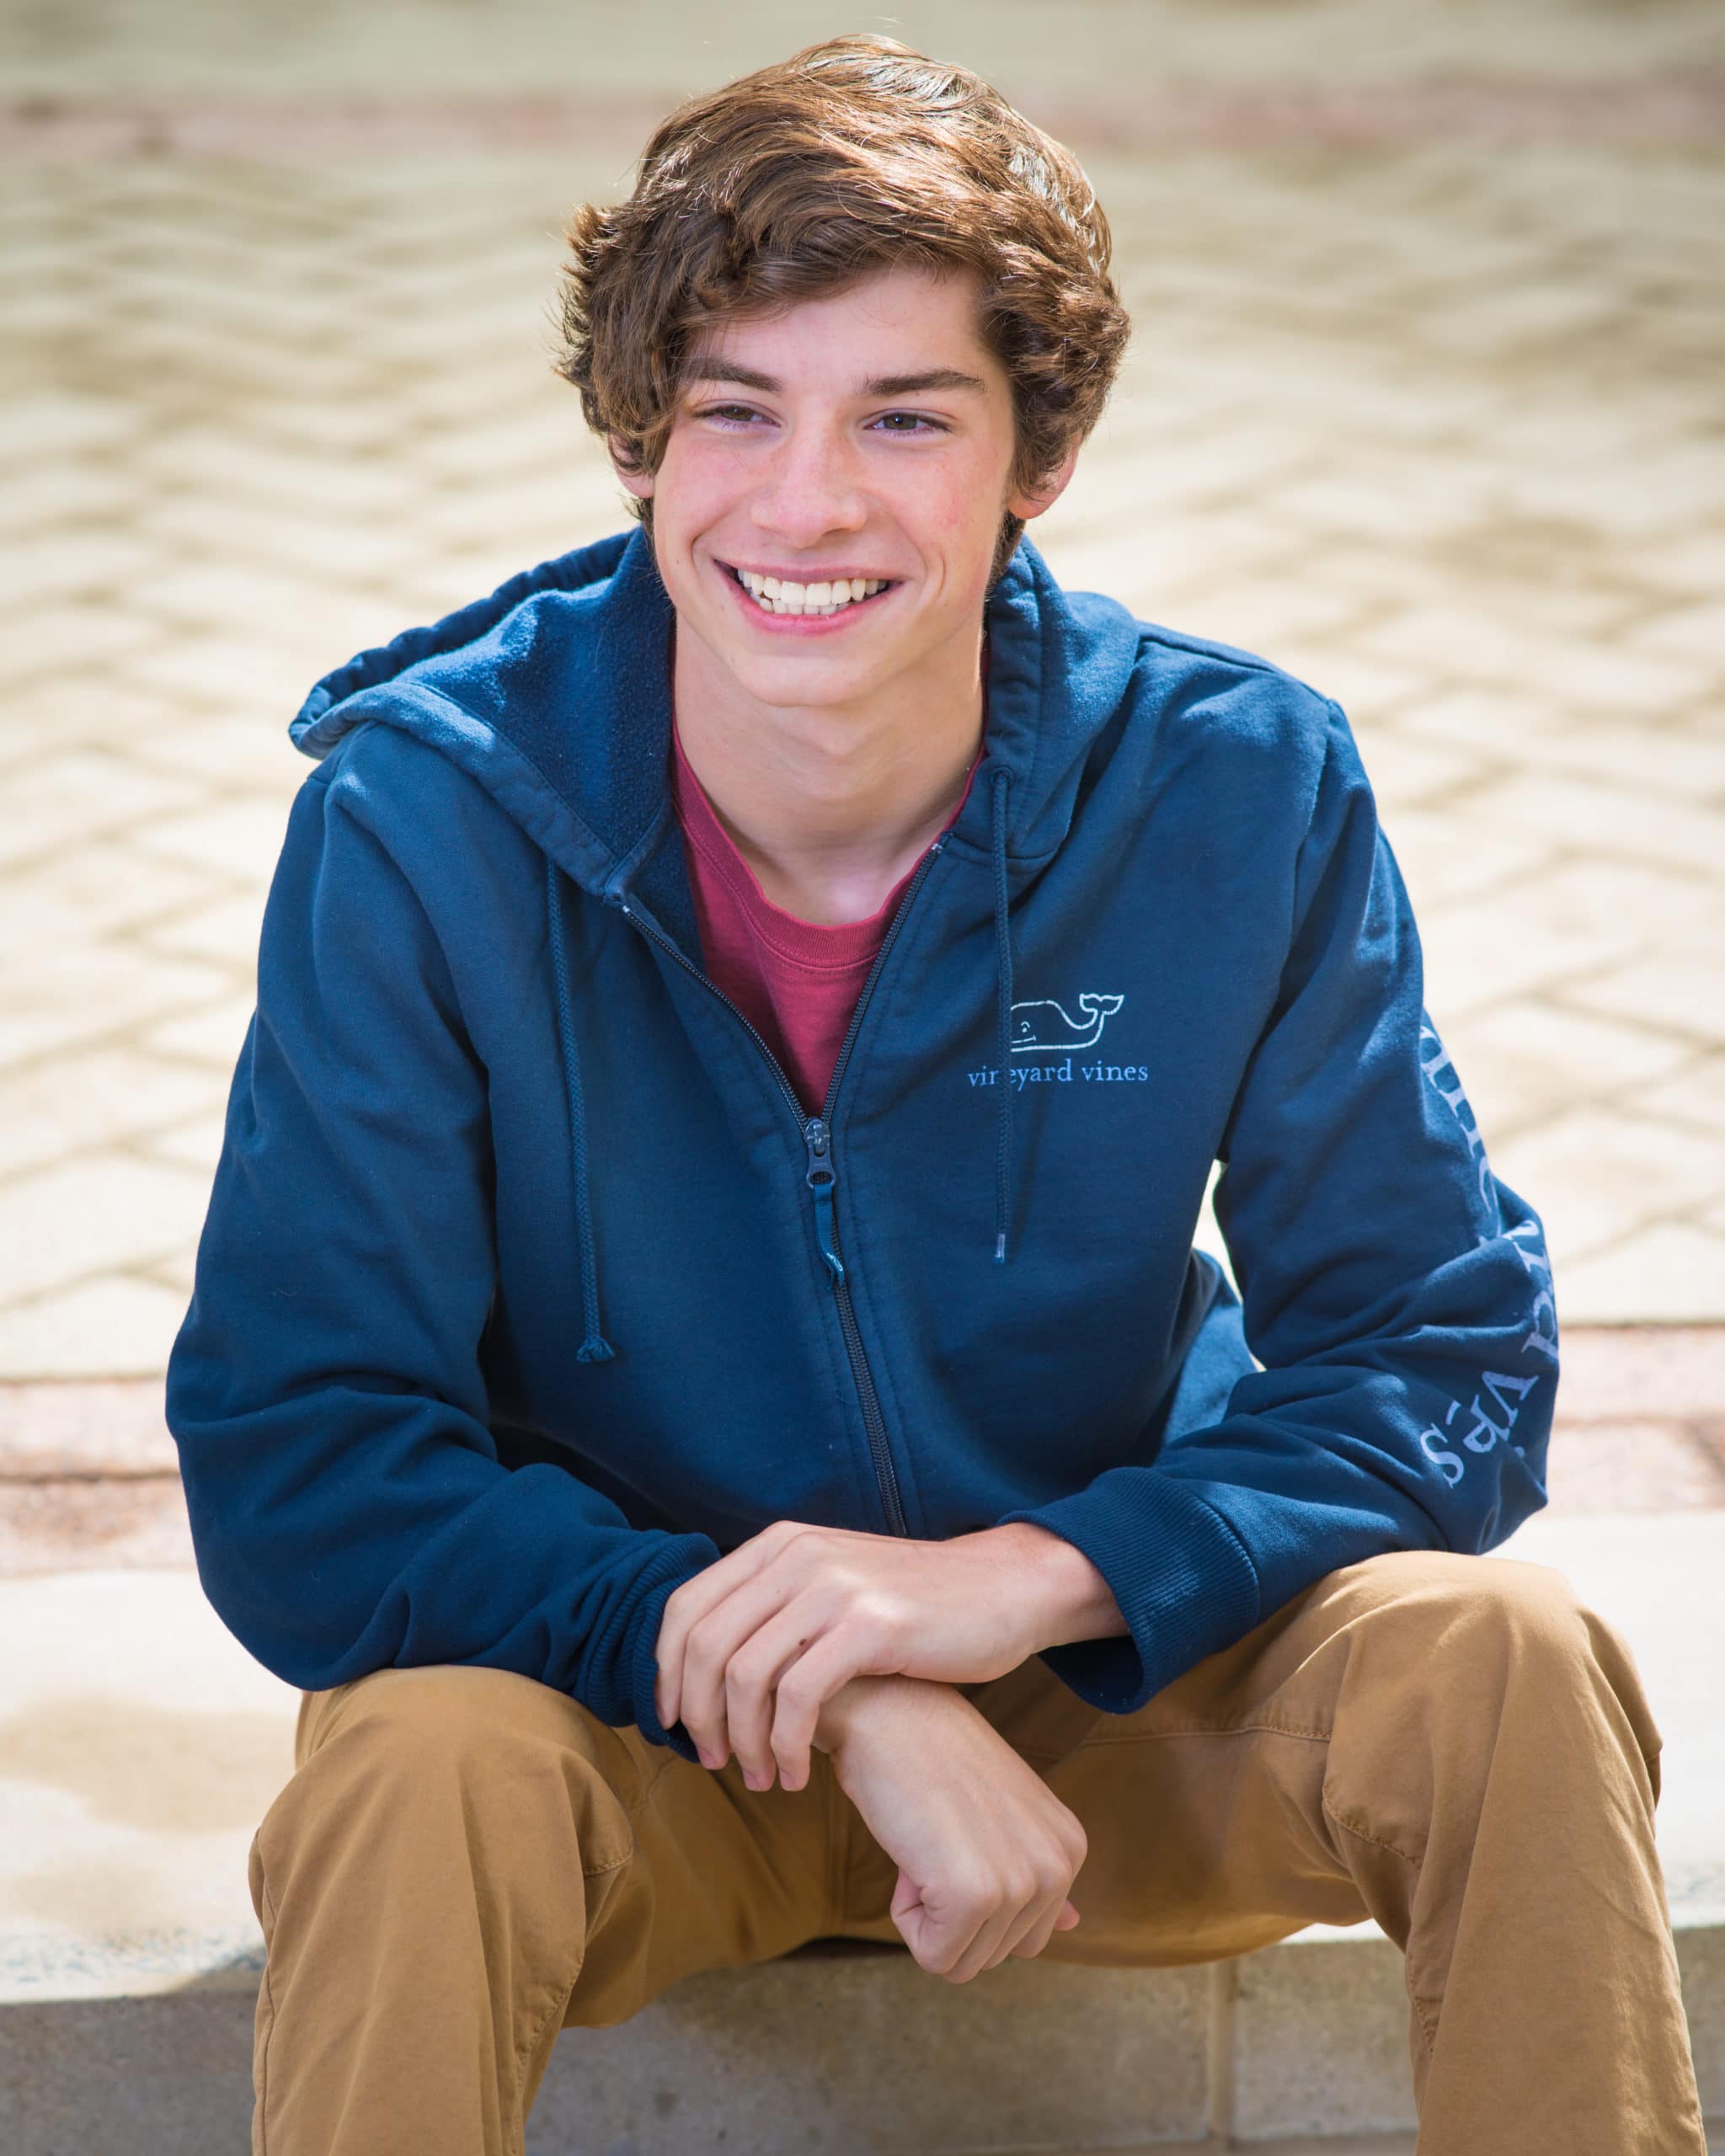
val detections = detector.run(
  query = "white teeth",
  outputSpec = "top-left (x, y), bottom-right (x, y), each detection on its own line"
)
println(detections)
top-left (734, 568), bottom-right (888, 615)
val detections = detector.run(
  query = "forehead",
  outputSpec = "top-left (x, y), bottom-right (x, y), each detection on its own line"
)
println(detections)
top-left (685, 262), bottom-right (999, 381)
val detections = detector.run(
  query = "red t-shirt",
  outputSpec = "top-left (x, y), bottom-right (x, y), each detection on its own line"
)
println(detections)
top-left (670, 721), bottom-right (980, 1118)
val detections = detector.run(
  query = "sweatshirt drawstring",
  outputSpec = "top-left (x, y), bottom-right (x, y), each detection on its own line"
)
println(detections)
top-left (991, 766), bottom-right (1014, 1266)
top-left (545, 766), bottom-right (1014, 1343)
top-left (546, 858), bottom-right (616, 1363)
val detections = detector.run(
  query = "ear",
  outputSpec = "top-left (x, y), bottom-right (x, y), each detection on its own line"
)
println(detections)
top-left (611, 436), bottom-right (654, 501)
top-left (1007, 439), bottom-right (1081, 523)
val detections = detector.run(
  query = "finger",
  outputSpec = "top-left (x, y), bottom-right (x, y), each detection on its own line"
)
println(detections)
top-left (1003, 1892), bottom-right (1072, 1965)
top-left (723, 1610), bottom-right (828, 1787)
top-left (982, 1881), bottom-right (1054, 1970)
top-left (979, 1866), bottom-right (1078, 1977)
top-left (766, 1628), bottom-right (872, 1790)
top-left (890, 1870), bottom-right (971, 1973)
top-left (654, 1538), bottom-right (782, 1732)
top-left (942, 1897), bottom-right (1018, 1985)
top-left (891, 1873), bottom-right (979, 1983)
top-left (676, 1571), bottom-right (807, 1764)
top-left (915, 1865), bottom-right (1017, 1987)
top-left (656, 1518), bottom-right (826, 1729)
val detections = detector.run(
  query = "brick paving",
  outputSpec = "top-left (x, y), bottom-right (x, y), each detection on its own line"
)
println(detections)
top-left (1, 3), bottom-right (1722, 1418)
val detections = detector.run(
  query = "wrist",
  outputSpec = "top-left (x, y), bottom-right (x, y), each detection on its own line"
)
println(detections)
top-left (812, 1673), bottom-right (953, 1759)
top-left (991, 1521), bottom-right (1128, 1652)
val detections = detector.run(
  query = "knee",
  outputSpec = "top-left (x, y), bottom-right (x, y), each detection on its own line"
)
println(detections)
top-left (1439, 1554), bottom-right (1594, 1667)
top-left (1349, 1550), bottom-right (1658, 1762)
top-left (1468, 1560), bottom-right (1658, 1762)
top-left (312, 1664), bottom-right (556, 1771)
top-left (276, 1666), bottom-right (637, 1868)
top-left (1427, 1555), bottom-right (1622, 1689)
top-left (1348, 1548), bottom-right (1593, 1663)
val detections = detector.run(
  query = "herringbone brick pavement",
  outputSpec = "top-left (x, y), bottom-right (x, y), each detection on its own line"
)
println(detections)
top-left (2, 10), bottom-right (1722, 1385)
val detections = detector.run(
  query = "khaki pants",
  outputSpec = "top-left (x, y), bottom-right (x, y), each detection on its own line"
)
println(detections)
top-left (246, 1550), bottom-right (1706, 2154)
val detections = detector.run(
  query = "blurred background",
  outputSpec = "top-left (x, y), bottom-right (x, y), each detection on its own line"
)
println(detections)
top-left (1, 5), bottom-right (1722, 2142)
top-left (3, 0), bottom-right (1722, 1553)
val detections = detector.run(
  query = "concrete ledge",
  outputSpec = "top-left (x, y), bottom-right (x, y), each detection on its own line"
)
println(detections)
top-left (542, 1948), bottom-right (1214, 2153)
top-left (3, 1923), bottom-right (1718, 2153)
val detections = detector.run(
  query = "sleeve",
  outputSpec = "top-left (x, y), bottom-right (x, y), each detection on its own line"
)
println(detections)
top-left (164, 749), bottom-right (717, 1759)
top-left (997, 696), bottom-right (1557, 1715)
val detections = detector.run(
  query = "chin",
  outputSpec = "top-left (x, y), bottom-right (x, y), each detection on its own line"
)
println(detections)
top-left (729, 651), bottom-right (882, 707)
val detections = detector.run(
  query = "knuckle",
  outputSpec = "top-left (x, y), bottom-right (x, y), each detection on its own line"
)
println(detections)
top-left (1049, 1831), bottom-right (1083, 1876)
top-left (857, 1590), bottom-right (900, 1634)
top-left (945, 1878), bottom-right (991, 1924)
top-left (775, 1668), bottom-right (816, 1711)
top-left (724, 1661), bottom-right (766, 1707)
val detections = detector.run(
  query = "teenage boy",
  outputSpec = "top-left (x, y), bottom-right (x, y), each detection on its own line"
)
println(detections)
top-left (166, 35), bottom-right (1706, 2156)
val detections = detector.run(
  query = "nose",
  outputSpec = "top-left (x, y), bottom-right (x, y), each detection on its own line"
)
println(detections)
top-left (750, 415), bottom-right (868, 549)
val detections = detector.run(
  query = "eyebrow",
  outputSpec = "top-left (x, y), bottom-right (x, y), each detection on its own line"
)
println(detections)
top-left (684, 361), bottom-right (989, 398)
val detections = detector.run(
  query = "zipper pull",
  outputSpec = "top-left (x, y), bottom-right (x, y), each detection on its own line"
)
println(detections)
top-left (803, 1118), bottom-right (845, 1284)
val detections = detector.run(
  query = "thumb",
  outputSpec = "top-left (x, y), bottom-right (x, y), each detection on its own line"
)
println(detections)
top-left (890, 1870), bottom-right (941, 1960)
top-left (1055, 1898), bottom-right (1081, 1929)
top-left (890, 1868), bottom-right (926, 1928)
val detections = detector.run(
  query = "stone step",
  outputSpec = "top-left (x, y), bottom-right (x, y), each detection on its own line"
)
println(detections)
top-left (2, 1512), bottom-right (1720, 2151)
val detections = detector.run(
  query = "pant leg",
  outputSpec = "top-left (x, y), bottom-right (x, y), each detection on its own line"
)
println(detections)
top-left (836, 1548), bottom-right (1706, 2156)
top-left (247, 1662), bottom-right (841, 2156)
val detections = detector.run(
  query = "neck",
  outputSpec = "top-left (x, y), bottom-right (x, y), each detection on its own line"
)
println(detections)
top-left (670, 616), bottom-right (985, 926)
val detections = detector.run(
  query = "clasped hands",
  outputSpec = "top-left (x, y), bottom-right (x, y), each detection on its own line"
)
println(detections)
top-left (651, 1515), bottom-right (1118, 1792)
top-left (653, 1517), bottom-right (1125, 1984)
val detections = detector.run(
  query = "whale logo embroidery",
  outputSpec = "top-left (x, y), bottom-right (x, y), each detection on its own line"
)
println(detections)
top-left (1010, 993), bottom-right (1125, 1053)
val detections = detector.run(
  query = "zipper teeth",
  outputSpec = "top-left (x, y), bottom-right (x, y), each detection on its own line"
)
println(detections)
top-left (613, 837), bottom-right (947, 1539)
top-left (836, 1271), bottom-right (906, 1534)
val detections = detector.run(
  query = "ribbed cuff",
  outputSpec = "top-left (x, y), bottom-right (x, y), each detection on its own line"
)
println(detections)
top-left (997, 1468), bottom-right (1262, 1714)
top-left (625, 1543), bottom-right (716, 1763)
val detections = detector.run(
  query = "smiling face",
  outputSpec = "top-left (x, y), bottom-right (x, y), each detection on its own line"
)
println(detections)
top-left (616, 264), bottom-right (1076, 714)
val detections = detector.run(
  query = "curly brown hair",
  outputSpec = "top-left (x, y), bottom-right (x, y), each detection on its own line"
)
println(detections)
top-left (550, 35), bottom-right (1130, 584)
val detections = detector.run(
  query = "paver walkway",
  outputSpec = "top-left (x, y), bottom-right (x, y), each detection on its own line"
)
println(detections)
top-left (2, 0), bottom-right (1722, 1385)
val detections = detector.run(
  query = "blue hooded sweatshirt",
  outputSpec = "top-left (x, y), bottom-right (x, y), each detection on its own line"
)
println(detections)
top-left (165, 526), bottom-right (1557, 1764)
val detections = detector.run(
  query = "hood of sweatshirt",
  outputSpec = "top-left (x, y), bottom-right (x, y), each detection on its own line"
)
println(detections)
top-left (167, 522), bottom-right (1555, 1764)
top-left (292, 525), bottom-right (1138, 889)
